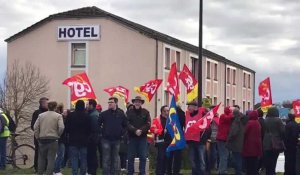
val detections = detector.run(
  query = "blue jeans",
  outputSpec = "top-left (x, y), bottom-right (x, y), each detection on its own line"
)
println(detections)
top-left (188, 142), bottom-right (206, 175)
top-left (102, 139), bottom-right (120, 175)
top-left (128, 137), bottom-right (147, 175)
top-left (0, 137), bottom-right (7, 170)
top-left (217, 141), bottom-right (229, 174)
top-left (207, 142), bottom-right (218, 173)
top-left (69, 146), bottom-right (87, 175)
top-left (232, 152), bottom-right (243, 175)
top-left (54, 143), bottom-right (65, 173)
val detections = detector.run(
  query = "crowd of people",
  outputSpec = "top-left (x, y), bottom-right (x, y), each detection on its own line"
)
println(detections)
top-left (1, 95), bottom-right (300, 175)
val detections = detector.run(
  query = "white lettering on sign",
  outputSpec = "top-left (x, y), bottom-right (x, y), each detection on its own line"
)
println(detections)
top-left (57, 25), bottom-right (100, 41)
top-left (67, 81), bottom-right (92, 97)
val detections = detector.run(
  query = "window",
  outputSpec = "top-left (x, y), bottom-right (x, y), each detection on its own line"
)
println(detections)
top-left (243, 73), bottom-right (246, 87)
top-left (226, 99), bottom-right (230, 106)
top-left (248, 74), bottom-right (251, 88)
top-left (191, 57), bottom-right (199, 79)
top-left (214, 97), bottom-right (217, 105)
top-left (232, 99), bottom-right (236, 106)
top-left (214, 63), bottom-right (218, 80)
top-left (248, 102), bottom-right (251, 110)
top-left (72, 43), bottom-right (86, 67)
top-left (164, 90), bottom-right (170, 105)
top-left (207, 61), bottom-right (211, 79)
top-left (233, 69), bottom-right (236, 85)
top-left (227, 68), bottom-right (230, 84)
top-left (176, 51), bottom-right (181, 71)
top-left (243, 101), bottom-right (246, 113)
top-left (165, 48), bottom-right (171, 69)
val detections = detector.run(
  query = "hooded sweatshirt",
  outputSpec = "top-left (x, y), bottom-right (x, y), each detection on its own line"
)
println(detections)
top-left (216, 107), bottom-right (233, 141)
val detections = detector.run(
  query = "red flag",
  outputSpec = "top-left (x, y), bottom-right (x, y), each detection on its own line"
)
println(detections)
top-left (258, 77), bottom-right (272, 112)
top-left (187, 103), bottom-right (221, 133)
top-left (104, 86), bottom-right (129, 103)
top-left (62, 72), bottom-right (97, 105)
top-left (167, 63), bottom-right (180, 102)
top-left (134, 79), bottom-right (162, 102)
top-left (293, 100), bottom-right (300, 123)
top-left (179, 64), bottom-right (198, 103)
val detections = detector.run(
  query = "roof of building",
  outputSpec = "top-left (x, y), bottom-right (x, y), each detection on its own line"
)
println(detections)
top-left (5, 6), bottom-right (255, 73)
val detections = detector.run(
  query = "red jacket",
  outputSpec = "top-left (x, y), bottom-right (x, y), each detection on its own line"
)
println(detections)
top-left (216, 107), bottom-right (233, 141)
top-left (242, 111), bottom-right (263, 157)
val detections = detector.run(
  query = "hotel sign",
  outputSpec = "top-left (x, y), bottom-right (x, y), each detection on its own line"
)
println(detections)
top-left (57, 25), bottom-right (100, 41)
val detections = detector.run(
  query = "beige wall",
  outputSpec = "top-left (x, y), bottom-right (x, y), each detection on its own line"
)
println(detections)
top-left (7, 17), bottom-right (254, 117)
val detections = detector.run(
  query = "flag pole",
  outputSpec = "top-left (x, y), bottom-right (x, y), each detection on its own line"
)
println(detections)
top-left (198, 0), bottom-right (203, 107)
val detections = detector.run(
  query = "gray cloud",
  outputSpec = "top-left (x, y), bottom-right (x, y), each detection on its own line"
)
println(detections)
top-left (0, 0), bottom-right (299, 103)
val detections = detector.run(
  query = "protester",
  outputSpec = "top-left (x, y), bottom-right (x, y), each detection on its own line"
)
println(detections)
top-left (206, 109), bottom-right (219, 174)
top-left (284, 113), bottom-right (298, 175)
top-left (242, 110), bottom-right (262, 175)
top-left (54, 103), bottom-right (67, 175)
top-left (0, 109), bottom-right (13, 170)
top-left (184, 101), bottom-right (206, 175)
top-left (165, 105), bottom-right (185, 175)
top-left (150, 105), bottom-right (170, 175)
top-left (31, 97), bottom-right (49, 172)
top-left (296, 121), bottom-right (300, 175)
top-left (86, 99), bottom-right (100, 175)
top-left (216, 107), bottom-right (233, 175)
top-left (127, 96), bottom-right (151, 175)
top-left (263, 107), bottom-right (285, 175)
top-left (34, 101), bottom-right (64, 175)
top-left (227, 108), bottom-right (247, 175)
top-left (65, 100), bottom-right (91, 175)
top-left (99, 97), bottom-right (127, 175)
top-left (257, 108), bottom-right (265, 173)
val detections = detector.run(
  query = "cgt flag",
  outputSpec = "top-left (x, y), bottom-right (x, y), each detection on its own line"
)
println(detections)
top-left (62, 72), bottom-right (97, 105)
top-left (166, 96), bottom-right (186, 152)
top-left (187, 103), bottom-right (221, 134)
top-left (134, 79), bottom-right (162, 102)
top-left (293, 100), bottom-right (300, 123)
top-left (167, 63), bottom-right (180, 102)
top-left (104, 86), bottom-right (129, 103)
top-left (179, 64), bottom-right (198, 103)
top-left (258, 77), bottom-right (273, 112)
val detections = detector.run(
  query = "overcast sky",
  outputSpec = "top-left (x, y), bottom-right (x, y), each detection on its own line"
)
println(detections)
top-left (1, 0), bottom-right (299, 103)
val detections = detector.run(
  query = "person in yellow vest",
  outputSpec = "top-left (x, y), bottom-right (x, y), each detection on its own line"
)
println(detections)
top-left (0, 109), bottom-right (11, 170)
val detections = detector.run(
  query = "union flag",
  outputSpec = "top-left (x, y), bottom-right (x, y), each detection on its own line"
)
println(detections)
top-left (134, 79), bottom-right (162, 102)
top-left (62, 72), bottom-right (97, 105)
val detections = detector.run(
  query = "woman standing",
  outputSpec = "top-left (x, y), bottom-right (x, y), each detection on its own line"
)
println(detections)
top-left (242, 110), bottom-right (262, 175)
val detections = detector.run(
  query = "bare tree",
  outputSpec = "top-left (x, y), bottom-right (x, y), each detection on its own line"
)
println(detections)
top-left (0, 60), bottom-right (49, 146)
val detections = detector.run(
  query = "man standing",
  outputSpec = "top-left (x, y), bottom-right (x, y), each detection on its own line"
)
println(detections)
top-left (31, 97), bottom-right (49, 172)
top-left (87, 99), bottom-right (100, 175)
top-left (185, 101), bottom-right (209, 175)
top-left (127, 96), bottom-right (151, 175)
top-left (150, 105), bottom-right (170, 175)
top-left (99, 97), bottom-right (127, 175)
top-left (65, 100), bottom-right (91, 175)
top-left (34, 101), bottom-right (64, 175)
top-left (0, 109), bottom-right (11, 170)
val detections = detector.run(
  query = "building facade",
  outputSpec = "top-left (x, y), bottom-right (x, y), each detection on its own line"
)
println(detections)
top-left (5, 6), bottom-right (255, 116)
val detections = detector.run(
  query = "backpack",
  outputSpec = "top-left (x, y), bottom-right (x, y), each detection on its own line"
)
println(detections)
top-left (0, 114), bottom-right (8, 133)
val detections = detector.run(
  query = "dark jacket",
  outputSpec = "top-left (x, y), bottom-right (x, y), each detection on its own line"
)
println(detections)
top-left (263, 107), bottom-right (285, 151)
top-left (199, 127), bottom-right (212, 145)
top-left (226, 110), bottom-right (247, 153)
top-left (58, 117), bottom-right (67, 144)
top-left (88, 109), bottom-right (100, 143)
top-left (216, 107), bottom-right (233, 141)
top-left (176, 106), bottom-right (186, 130)
top-left (127, 107), bottom-right (151, 138)
top-left (65, 111), bottom-right (91, 147)
top-left (31, 107), bottom-right (47, 130)
top-left (284, 117), bottom-right (298, 152)
top-left (243, 111), bottom-right (262, 157)
top-left (99, 108), bottom-right (127, 141)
